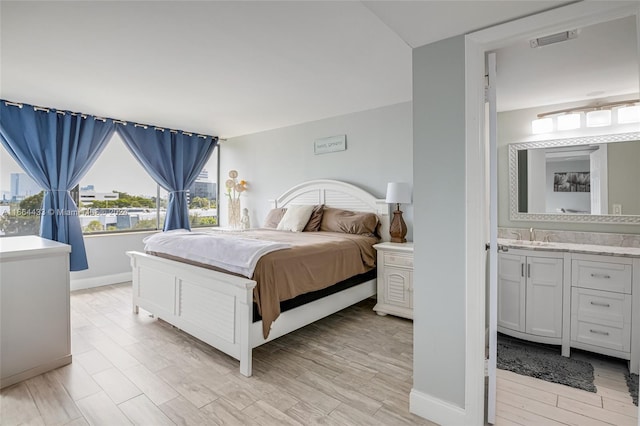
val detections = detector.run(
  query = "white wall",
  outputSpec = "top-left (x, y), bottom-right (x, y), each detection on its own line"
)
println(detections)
top-left (608, 141), bottom-right (640, 215)
top-left (70, 231), bottom-right (152, 291)
top-left (527, 149), bottom-right (546, 213)
top-left (498, 95), bottom-right (640, 234)
top-left (219, 102), bottom-right (414, 239)
top-left (412, 35), bottom-right (466, 410)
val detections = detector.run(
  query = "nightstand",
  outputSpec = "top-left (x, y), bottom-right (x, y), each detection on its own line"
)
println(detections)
top-left (373, 242), bottom-right (414, 319)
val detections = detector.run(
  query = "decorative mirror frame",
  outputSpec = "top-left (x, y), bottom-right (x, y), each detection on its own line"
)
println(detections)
top-left (509, 131), bottom-right (640, 224)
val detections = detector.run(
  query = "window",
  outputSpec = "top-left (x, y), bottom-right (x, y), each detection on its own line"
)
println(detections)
top-left (188, 147), bottom-right (219, 228)
top-left (0, 133), bottom-right (219, 236)
top-left (79, 133), bottom-right (161, 233)
top-left (80, 133), bottom-right (219, 233)
top-left (0, 144), bottom-right (43, 236)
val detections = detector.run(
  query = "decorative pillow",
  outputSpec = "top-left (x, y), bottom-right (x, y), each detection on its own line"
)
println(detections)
top-left (277, 205), bottom-right (316, 232)
top-left (302, 204), bottom-right (325, 232)
top-left (263, 207), bottom-right (287, 228)
top-left (320, 207), bottom-right (379, 237)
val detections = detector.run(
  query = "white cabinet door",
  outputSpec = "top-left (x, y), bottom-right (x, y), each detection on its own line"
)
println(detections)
top-left (498, 254), bottom-right (526, 332)
top-left (526, 256), bottom-right (563, 338)
top-left (383, 268), bottom-right (411, 310)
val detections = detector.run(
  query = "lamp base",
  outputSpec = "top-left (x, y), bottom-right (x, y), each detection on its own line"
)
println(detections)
top-left (389, 209), bottom-right (407, 243)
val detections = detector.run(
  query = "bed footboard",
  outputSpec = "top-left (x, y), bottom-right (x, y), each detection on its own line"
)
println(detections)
top-left (127, 251), bottom-right (257, 376)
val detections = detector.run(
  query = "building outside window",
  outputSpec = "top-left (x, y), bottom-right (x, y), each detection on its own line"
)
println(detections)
top-left (187, 154), bottom-right (219, 228)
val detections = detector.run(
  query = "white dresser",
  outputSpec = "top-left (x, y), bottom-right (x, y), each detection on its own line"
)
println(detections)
top-left (497, 239), bottom-right (640, 374)
top-left (0, 236), bottom-right (72, 389)
top-left (373, 242), bottom-right (414, 319)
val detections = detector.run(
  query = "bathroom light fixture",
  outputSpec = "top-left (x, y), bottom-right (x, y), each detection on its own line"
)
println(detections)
top-left (531, 98), bottom-right (638, 134)
top-left (532, 117), bottom-right (553, 134)
top-left (557, 113), bottom-right (581, 131)
top-left (586, 109), bottom-right (611, 127)
top-left (385, 182), bottom-right (411, 243)
top-left (617, 105), bottom-right (640, 124)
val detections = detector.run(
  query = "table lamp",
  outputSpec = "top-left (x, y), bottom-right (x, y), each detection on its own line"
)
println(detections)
top-left (385, 182), bottom-right (411, 243)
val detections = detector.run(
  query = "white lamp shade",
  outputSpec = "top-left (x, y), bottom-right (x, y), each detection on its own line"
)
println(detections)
top-left (386, 182), bottom-right (412, 204)
top-left (586, 110), bottom-right (611, 127)
top-left (557, 113), bottom-right (581, 130)
top-left (531, 117), bottom-right (553, 134)
top-left (617, 105), bottom-right (640, 124)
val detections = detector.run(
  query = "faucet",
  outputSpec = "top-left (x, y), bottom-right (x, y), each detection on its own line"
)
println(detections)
top-left (529, 227), bottom-right (536, 242)
top-left (510, 231), bottom-right (522, 241)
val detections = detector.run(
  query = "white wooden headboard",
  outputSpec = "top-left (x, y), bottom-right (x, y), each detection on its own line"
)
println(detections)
top-left (269, 179), bottom-right (390, 242)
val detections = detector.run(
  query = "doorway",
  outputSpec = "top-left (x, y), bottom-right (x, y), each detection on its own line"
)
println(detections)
top-left (464, 2), bottom-right (640, 424)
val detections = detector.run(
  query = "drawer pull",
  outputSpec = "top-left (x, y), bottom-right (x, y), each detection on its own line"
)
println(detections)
top-left (589, 329), bottom-right (610, 336)
top-left (590, 301), bottom-right (610, 308)
top-left (590, 273), bottom-right (611, 279)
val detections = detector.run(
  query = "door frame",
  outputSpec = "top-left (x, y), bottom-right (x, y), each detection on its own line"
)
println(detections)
top-left (463, 2), bottom-right (640, 424)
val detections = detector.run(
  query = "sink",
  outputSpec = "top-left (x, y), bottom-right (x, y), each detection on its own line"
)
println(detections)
top-left (528, 241), bottom-right (554, 247)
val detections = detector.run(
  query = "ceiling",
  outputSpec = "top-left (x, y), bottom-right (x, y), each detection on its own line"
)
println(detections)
top-left (495, 14), bottom-right (639, 112)
top-left (0, 1), bottom-right (637, 138)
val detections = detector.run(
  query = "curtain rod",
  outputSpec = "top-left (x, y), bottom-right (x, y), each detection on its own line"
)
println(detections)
top-left (2, 99), bottom-right (224, 141)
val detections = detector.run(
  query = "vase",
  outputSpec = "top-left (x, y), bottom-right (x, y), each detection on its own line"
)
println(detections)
top-left (228, 198), bottom-right (241, 229)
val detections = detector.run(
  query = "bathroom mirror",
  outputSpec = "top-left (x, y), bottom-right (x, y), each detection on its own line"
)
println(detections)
top-left (509, 132), bottom-right (640, 224)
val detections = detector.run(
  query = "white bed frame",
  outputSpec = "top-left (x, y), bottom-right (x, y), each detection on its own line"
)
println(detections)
top-left (127, 180), bottom-right (389, 376)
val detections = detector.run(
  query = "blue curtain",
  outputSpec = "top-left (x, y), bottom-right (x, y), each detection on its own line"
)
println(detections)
top-left (0, 102), bottom-right (115, 271)
top-left (117, 124), bottom-right (217, 231)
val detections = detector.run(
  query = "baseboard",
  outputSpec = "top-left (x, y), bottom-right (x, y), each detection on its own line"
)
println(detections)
top-left (410, 388), bottom-right (468, 425)
top-left (1, 354), bottom-right (72, 389)
top-left (70, 272), bottom-right (131, 291)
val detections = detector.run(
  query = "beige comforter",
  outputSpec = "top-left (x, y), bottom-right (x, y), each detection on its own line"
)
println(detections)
top-left (152, 229), bottom-right (378, 338)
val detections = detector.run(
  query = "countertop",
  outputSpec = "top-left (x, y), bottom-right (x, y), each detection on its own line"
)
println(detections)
top-left (0, 236), bottom-right (71, 260)
top-left (497, 238), bottom-right (640, 258)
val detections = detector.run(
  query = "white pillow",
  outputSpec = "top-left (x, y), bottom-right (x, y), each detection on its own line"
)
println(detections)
top-left (277, 204), bottom-right (315, 232)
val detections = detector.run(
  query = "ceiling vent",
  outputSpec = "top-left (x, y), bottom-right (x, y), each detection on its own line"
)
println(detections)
top-left (530, 29), bottom-right (578, 48)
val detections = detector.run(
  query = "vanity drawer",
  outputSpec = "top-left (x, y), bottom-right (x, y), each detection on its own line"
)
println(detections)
top-left (571, 259), bottom-right (632, 294)
top-left (384, 253), bottom-right (413, 268)
top-left (571, 287), bottom-right (631, 353)
top-left (571, 288), bottom-right (630, 327)
top-left (571, 320), bottom-right (630, 353)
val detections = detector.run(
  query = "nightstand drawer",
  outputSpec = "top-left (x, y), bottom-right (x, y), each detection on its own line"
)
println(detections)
top-left (384, 253), bottom-right (413, 268)
top-left (571, 259), bottom-right (632, 294)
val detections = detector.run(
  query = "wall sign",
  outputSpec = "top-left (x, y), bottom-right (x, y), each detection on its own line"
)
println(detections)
top-left (314, 134), bottom-right (346, 155)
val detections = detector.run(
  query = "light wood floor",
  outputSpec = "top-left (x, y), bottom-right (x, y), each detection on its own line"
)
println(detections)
top-left (1, 283), bottom-right (433, 426)
top-left (495, 351), bottom-right (638, 426)
top-left (1, 283), bottom-right (637, 425)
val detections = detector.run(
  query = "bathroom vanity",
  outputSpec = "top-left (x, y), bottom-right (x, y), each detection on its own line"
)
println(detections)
top-left (497, 238), bottom-right (640, 374)
top-left (499, 130), bottom-right (640, 373)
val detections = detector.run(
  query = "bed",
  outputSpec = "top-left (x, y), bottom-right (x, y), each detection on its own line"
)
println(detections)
top-left (126, 179), bottom-right (389, 376)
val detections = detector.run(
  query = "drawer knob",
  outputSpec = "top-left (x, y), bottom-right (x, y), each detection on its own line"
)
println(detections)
top-left (590, 273), bottom-right (611, 279)
top-left (589, 329), bottom-right (610, 336)
top-left (590, 301), bottom-right (610, 308)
